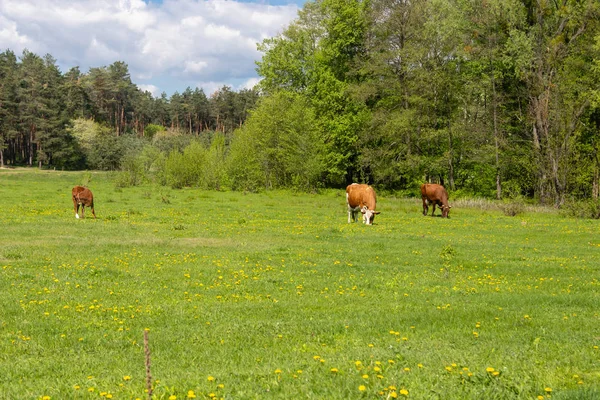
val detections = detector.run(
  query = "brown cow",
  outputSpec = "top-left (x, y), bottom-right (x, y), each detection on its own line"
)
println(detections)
top-left (420, 183), bottom-right (451, 218)
top-left (346, 183), bottom-right (380, 225)
top-left (72, 186), bottom-right (96, 219)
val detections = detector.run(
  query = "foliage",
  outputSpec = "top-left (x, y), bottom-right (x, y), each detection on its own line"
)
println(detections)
top-left (227, 92), bottom-right (325, 191)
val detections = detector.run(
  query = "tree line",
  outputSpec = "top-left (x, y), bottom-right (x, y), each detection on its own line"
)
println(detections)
top-left (1, 0), bottom-right (600, 209)
top-left (0, 49), bottom-right (258, 169)
top-left (255, 0), bottom-right (600, 206)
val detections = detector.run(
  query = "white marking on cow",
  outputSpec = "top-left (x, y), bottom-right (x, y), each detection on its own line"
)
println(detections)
top-left (75, 214), bottom-right (79, 219)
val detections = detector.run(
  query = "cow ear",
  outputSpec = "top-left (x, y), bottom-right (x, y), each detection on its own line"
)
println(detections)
top-left (374, 211), bottom-right (381, 214)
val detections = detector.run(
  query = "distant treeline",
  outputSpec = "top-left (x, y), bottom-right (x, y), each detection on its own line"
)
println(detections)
top-left (2, 0), bottom-right (600, 208)
top-left (0, 49), bottom-right (258, 169)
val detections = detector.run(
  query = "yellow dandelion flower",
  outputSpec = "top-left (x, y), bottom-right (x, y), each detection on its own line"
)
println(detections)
top-left (217, 384), bottom-right (225, 389)
top-left (376, 374), bottom-right (384, 379)
top-left (187, 390), bottom-right (196, 399)
top-left (123, 375), bottom-right (131, 381)
top-left (362, 374), bottom-right (369, 379)
top-left (544, 387), bottom-right (552, 393)
top-left (330, 368), bottom-right (338, 373)
top-left (389, 360), bottom-right (395, 364)
top-left (358, 385), bottom-right (366, 391)
top-left (445, 366), bottom-right (453, 372)
top-left (208, 394), bottom-right (216, 398)
top-left (390, 392), bottom-right (398, 399)
top-left (73, 385), bottom-right (80, 390)
top-left (274, 369), bottom-right (282, 374)
top-left (374, 367), bottom-right (381, 372)
top-left (42, 396), bottom-right (50, 400)
top-left (492, 371), bottom-right (500, 377)
top-left (537, 396), bottom-right (544, 400)
top-left (486, 367), bottom-right (495, 373)
top-left (169, 396), bottom-right (177, 400)
top-left (404, 367), bottom-right (410, 372)
top-left (207, 376), bottom-right (215, 382)
top-left (418, 363), bottom-right (423, 368)
top-left (106, 395), bottom-right (113, 399)
top-left (400, 388), bottom-right (409, 396)
top-left (88, 388), bottom-right (94, 393)
top-left (313, 355), bottom-right (321, 361)
top-left (368, 343), bottom-right (374, 348)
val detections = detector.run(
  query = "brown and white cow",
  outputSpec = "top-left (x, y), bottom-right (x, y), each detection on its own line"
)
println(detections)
top-left (346, 183), bottom-right (380, 225)
top-left (420, 183), bottom-right (451, 218)
top-left (72, 186), bottom-right (96, 219)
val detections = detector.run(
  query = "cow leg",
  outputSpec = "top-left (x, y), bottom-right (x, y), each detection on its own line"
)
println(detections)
top-left (81, 205), bottom-right (85, 219)
top-left (348, 207), bottom-right (354, 223)
top-left (74, 200), bottom-right (80, 219)
top-left (91, 206), bottom-right (96, 219)
top-left (422, 198), bottom-right (428, 216)
top-left (431, 202), bottom-right (436, 216)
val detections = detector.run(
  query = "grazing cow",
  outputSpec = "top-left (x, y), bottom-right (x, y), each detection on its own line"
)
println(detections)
top-left (72, 186), bottom-right (96, 219)
top-left (346, 183), bottom-right (380, 225)
top-left (420, 183), bottom-right (451, 218)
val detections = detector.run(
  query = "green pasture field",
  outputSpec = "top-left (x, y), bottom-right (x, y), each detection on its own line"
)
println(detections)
top-left (0, 169), bottom-right (599, 400)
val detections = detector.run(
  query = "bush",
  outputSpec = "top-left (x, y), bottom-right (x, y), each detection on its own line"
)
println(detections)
top-left (560, 198), bottom-right (600, 219)
top-left (498, 198), bottom-right (525, 217)
top-left (164, 141), bottom-right (206, 189)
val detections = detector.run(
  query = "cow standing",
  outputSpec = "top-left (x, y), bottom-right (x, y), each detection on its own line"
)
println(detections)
top-left (346, 183), bottom-right (380, 225)
top-left (72, 186), bottom-right (96, 219)
top-left (420, 183), bottom-right (451, 218)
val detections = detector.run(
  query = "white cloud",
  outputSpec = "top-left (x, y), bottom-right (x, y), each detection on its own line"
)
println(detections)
top-left (0, 0), bottom-right (299, 96)
top-left (138, 84), bottom-right (160, 97)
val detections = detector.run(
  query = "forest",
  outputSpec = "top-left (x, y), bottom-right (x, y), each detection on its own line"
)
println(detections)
top-left (1, 0), bottom-right (599, 207)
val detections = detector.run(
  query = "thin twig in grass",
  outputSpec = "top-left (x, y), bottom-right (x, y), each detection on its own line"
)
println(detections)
top-left (144, 329), bottom-right (152, 400)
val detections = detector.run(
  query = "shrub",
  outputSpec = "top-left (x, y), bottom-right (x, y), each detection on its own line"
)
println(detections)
top-left (560, 198), bottom-right (600, 219)
top-left (498, 198), bottom-right (525, 217)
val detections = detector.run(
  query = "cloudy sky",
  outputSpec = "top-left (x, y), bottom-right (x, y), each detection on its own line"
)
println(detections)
top-left (0, 0), bottom-right (301, 97)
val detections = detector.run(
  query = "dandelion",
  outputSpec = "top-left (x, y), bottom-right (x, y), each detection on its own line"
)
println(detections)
top-left (208, 394), bottom-right (216, 398)
top-left (418, 363), bottom-right (423, 368)
top-left (358, 385), bottom-right (366, 391)
top-left (537, 396), bottom-right (544, 400)
top-left (404, 367), bottom-right (410, 372)
top-left (374, 367), bottom-right (381, 372)
top-left (274, 369), bottom-right (282, 374)
top-left (313, 355), bottom-right (321, 361)
top-left (400, 388), bottom-right (409, 396)
top-left (123, 375), bottom-right (131, 381)
top-left (389, 360), bottom-right (395, 365)
top-left (544, 387), bottom-right (552, 393)
top-left (207, 376), bottom-right (215, 382)
top-left (486, 367), bottom-right (495, 373)
top-left (330, 368), bottom-right (338, 373)
top-left (492, 371), bottom-right (500, 377)
top-left (106, 395), bottom-right (113, 399)
top-left (217, 384), bottom-right (225, 389)
top-left (445, 366), bottom-right (453, 372)
top-left (169, 396), bottom-right (177, 400)
top-left (42, 396), bottom-right (50, 400)
top-left (88, 388), bottom-right (94, 393)
top-left (73, 385), bottom-right (80, 390)
top-left (187, 390), bottom-right (196, 399)
top-left (390, 392), bottom-right (398, 399)
top-left (362, 374), bottom-right (369, 379)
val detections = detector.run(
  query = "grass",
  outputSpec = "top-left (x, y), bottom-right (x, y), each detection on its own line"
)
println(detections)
top-left (0, 169), bottom-right (599, 400)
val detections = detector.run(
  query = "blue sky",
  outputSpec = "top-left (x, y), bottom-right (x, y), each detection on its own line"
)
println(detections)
top-left (0, 0), bottom-right (302, 97)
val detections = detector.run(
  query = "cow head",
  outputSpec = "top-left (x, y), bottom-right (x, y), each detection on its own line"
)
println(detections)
top-left (361, 206), bottom-right (381, 225)
top-left (442, 205), bottom-right (452, 218)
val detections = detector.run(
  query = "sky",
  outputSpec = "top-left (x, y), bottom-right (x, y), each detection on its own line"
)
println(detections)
top-left (0, 0), bottom-right (302, 97)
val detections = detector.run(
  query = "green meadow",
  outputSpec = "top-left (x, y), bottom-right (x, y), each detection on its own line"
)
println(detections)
top-left (1, 170), bottom-right (599, 400)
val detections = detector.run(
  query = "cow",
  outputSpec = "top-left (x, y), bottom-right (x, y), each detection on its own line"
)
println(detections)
top-left (72, 186), bottom-right (96, 219)
top-left (346, 183), bottom-right (380, 225)
top-left (420, 183), bottom-right (451, 218)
